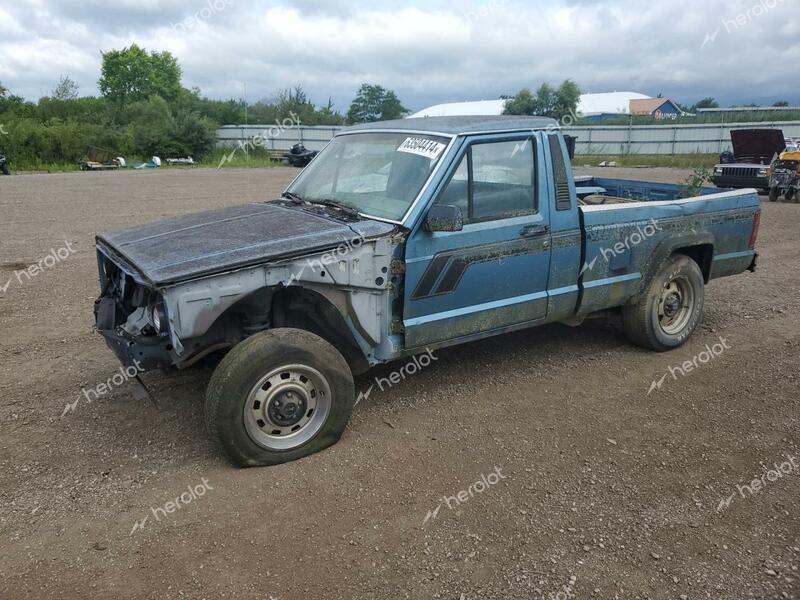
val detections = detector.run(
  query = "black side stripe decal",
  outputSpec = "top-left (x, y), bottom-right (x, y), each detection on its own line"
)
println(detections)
top-left (412, 237), bottom-right (557, 300)
top-left (436, 258), bottom-right (468, 295)
top-left (411, 254), bottom-right (450, 299)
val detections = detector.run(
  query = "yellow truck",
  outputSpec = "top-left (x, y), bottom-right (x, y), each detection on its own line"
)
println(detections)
top-left (769, 142), bottom-right (800, 202)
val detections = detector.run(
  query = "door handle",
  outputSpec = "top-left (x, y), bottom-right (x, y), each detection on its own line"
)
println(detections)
top-left (520, 224), bottom-right (550, 237)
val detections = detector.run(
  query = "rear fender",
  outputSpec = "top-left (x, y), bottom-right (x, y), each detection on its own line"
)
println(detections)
top-left (633, 233), bottom-right (714, 302)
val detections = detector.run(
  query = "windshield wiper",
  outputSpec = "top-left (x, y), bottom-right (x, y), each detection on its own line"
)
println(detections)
top-left (281, 191), bottom-right (304, 204)
top-left (317, 199), bottom-right (361, 219)
top-left (282, 193), bottom-right (361, 219)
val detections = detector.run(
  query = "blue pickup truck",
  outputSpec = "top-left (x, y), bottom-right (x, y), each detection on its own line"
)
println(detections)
top-left (93, 116), bottom-right (760, 466)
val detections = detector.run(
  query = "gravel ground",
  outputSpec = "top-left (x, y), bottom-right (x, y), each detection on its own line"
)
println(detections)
top-left (0, 166), bottom-right (798, 600)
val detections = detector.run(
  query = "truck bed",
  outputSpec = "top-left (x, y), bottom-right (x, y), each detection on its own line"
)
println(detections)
top-left (573, 180), bottom-right (760, 316)
top-left (574, 175), bottom-right (723, 204)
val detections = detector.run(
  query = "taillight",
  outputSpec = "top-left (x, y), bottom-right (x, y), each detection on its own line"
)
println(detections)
top-left (749, 209), bottom-right (761, 249)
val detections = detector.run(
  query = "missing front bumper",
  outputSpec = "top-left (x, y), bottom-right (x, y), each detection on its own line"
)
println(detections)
top-left (97, 328), bottom-right (173, 371)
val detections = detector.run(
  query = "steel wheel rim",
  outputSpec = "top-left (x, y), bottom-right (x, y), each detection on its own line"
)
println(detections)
top-left (244, 364), bottom-right (332, 451)
top-left (657, 276), bottom-right (694, 335)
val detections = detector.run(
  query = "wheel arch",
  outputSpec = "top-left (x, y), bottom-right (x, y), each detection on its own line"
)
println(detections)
top-left (636, 234), bottom-right (714, 300)
top-left (270, 286), bottom-right (371, 376)
top-left (672, 243), bottom-right (714, 283)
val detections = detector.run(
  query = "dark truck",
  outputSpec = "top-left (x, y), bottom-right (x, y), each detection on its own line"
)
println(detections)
top-left (93, 116), bottom-right (760, 467)
top-left (712, 128), bottom-right (785, 192)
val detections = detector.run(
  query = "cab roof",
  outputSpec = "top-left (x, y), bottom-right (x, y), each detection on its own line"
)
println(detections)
top-left (341, 115), bottom-right (560, 137)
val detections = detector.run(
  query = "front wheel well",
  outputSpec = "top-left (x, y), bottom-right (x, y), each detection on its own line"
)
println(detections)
top-left (270, 287), bottom-right (370, 376)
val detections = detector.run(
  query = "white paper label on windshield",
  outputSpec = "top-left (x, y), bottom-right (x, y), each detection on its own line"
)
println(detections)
top-left (397, 137), bottom-right (446, 160)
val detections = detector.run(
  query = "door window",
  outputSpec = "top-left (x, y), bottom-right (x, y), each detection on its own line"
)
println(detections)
top-left (435, 139), bottom-right (536, 223)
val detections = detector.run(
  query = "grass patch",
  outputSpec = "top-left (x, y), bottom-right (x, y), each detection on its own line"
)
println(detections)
top-left (5, 159), bottom-right (81, 173)
top-left (573, 154), bottom-right (718, 169)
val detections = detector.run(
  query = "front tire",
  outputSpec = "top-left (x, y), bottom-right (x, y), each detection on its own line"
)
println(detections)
top-left (769, 186), bottom-right (780, 202)
top-left (622, 254), bottom-right (705, 352)
top-left (205, 328), bottom-right (355, 467)
top-left (786, 187), bottom-right (797, 203)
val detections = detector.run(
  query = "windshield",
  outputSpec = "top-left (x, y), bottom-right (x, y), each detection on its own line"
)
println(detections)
top-left (286, 132), bottom-right (450, 221)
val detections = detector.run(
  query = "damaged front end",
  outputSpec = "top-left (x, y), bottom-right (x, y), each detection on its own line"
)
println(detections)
top-left (94, 243), bottom-right (281, 372)
top-left (94, 247), bottom-right (175, 371)
top-left (93, 225), bottom-right (403, 375)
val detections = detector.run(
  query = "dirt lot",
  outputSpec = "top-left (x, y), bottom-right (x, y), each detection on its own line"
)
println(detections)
top-left (0, 167), bottom-right (798, 600)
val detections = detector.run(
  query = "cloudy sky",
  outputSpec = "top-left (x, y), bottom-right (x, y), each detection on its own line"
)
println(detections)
top-left (1, 0), bottom-right (798, 112)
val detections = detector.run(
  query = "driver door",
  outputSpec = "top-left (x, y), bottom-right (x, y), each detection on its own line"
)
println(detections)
top-left (402, 133), bottom-right (552, 349)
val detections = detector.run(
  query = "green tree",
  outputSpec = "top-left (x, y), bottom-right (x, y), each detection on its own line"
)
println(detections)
top-left (51, 75), bottom-right (79, 100)
top-left (171, 107), bottom-right (217, 157)
top-left (247, 87), bottom-right (345, 126)
top-left (773, 101), bottom-right (789, 107)
top-left (99, 45), bottom-right (182, 104)
top-left (503, 79), bottom-right (581, 121)
top-left (315, 97), bottom-right (346, 125)
top-left (346, 84), bottom-right (408, 123)
top-left (692, 97), bottom-right (719, 111)
top-left (552, 80), bottom-right (581, 121)
top-left (502, 88), bottom-right (537, 115)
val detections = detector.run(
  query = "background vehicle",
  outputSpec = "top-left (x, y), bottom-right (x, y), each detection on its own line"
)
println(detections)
top-left (712, 128), bottom-right (785, 192)
top-left (768, 143), bottom-right (800, 202)
top-left (284, 143), bottom-right (318, 167)
top-left (93, 116), bottom-right (760, 467)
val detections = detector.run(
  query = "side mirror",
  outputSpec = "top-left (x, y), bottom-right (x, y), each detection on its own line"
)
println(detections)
top-left (425, 204), bottom-right (464, 232)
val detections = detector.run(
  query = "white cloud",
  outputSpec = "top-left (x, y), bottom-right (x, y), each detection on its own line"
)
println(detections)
top-left (1, 0), bottom-right (799, 110)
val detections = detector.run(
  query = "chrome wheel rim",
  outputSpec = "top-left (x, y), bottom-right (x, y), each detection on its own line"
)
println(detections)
top-left (244, 364), bottom-right (331, 451)
top-left (657, 276), bottom-right (694, 335)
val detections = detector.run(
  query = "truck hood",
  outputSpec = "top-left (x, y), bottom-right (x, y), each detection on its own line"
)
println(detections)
top-left (97, 202), bottom-right (396, 285)
top-left (730, 129), bottom-right (785, 164)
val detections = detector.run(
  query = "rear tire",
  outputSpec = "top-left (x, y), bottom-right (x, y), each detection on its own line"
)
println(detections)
top-left (786, 187), bottom-right (797, 203)
top-left (205, 328), bottom-right (355, 467)
top-left (622, 254), bottom-right (705, 352)
top-left (769, 186), bottom-right (780, 202)
top-left (1, 162), bottom-right (8, 176)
